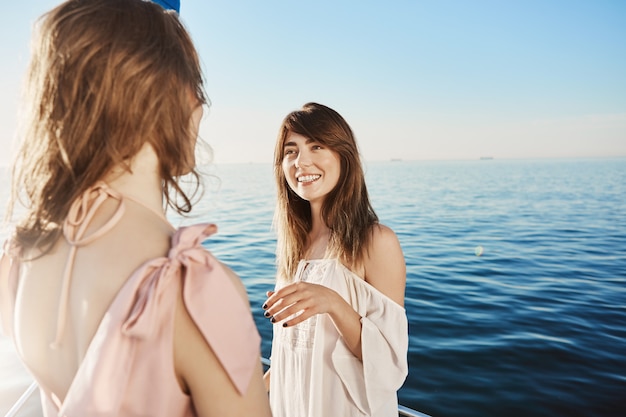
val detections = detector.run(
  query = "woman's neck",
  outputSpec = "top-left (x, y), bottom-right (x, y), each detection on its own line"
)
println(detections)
top-left (307, 205), bottom-right (330, 259)
top-left (103, 143), bottom-right (164, 214)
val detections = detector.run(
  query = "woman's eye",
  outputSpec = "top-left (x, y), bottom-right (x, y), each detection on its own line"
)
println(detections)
top-left (284, 149), bottom-right (296, 155)
top-left (312, 145), bottom-right (323, 150)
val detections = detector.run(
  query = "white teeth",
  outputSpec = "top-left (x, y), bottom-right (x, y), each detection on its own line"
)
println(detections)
top-left (297, 174), bottom-right (321, 183)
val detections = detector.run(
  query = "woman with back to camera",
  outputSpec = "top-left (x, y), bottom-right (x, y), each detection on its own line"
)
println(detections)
top-left (0, 0), bottom-right (272, 416)
top-left (262, 102), bottom-right (409, 416)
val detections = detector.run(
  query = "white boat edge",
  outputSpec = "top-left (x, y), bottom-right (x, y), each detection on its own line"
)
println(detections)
top-left (4, 381), bottom-right (37, 417)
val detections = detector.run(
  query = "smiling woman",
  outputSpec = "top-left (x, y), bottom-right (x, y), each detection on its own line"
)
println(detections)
top-left (263, 102), bottom-right (409, 417)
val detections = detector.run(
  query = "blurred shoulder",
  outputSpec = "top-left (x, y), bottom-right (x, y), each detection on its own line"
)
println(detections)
top-left (219, 262), bottom-right (249, 302)
top-left (84, 197), bottom-right (174, 271)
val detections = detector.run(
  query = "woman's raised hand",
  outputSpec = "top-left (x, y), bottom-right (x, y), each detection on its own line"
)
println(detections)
top-left (262, 283), bottom-right (341, 327)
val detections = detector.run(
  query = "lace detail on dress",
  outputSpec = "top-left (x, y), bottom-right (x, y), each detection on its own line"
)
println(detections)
top-left (278, 260), bottom-right (329, 350)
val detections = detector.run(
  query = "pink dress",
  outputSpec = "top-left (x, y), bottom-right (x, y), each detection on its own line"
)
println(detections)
top-left (0, 183), bottom-right (261, 417)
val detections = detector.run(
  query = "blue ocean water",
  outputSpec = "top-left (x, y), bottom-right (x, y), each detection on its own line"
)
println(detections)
top-left (192, 158), bottom-right (626, 417)
top-left (1, 158), bottom-right (625, 416)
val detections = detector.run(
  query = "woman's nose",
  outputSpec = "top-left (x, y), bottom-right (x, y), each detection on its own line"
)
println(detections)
top-left (295, 150), bottom-right (312, 168)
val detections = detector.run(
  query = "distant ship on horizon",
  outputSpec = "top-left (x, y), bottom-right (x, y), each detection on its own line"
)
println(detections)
top-left (480, 156), bottom-right (494, 160)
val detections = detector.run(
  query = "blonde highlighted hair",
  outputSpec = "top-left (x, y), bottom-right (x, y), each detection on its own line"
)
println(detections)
top-left (7, 0), bottom-right (207, 251)
top-left (273, 102), bottom-right (379, 280)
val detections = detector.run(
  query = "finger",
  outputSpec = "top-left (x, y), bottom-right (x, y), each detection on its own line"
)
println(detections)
top-left (262, 291), bottom-right (275, 309)
top-left (263, 283), bottom-right (301, 310)
top-left (271, 298), bottom-right (320, 324)
top-left (281, 308), bottom-right (319, 327)
top-left (265, 297), bottom-right (298, 320)
top-left (269, 304), bottom-right (302, 323)
top-left (263, 288), bottom-right (288, 309)
top-left (264, 288), bottom-right (311, 318)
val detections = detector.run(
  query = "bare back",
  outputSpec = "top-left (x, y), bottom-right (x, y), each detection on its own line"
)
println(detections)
top-left (14, 190), bottom-right (173, 402)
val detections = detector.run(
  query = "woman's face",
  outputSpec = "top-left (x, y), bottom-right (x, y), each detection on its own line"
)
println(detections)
top-left (281, 132), bottom-right (341, 206)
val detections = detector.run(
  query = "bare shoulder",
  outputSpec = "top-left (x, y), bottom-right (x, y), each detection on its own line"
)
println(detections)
top-left (219, 262), bottom-right (250, 303)
top-left (117, 199), bottom-right (173, 255)
top-left (370, 224), bottom-right (401, 248)
top-left (363, 224), bottom-right (406, 307)
top-left (366, 223), bottom-right (404, 266)
top-left (81, 197), bottom-right (173, 268)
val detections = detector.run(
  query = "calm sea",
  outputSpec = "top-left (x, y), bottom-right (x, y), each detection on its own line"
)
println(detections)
top-left (1, 158), bottom-right (625, 417)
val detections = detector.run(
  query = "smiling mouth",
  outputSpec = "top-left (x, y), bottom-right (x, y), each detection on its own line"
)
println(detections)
top-left (297, 174), bottom-right (321, 183)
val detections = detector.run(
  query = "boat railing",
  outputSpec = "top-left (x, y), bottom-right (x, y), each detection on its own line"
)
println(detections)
top-left (5, 358), bottom-right (430, 417)
top-left (4, 381), bottom-right (37, 417)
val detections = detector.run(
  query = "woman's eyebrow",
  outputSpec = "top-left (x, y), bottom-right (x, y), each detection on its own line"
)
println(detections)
top-left (284, 137), bottom-right (315, 148)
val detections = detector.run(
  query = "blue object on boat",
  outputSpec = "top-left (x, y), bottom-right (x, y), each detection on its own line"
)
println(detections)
top-left (151, 0), bottom-right (180, 13)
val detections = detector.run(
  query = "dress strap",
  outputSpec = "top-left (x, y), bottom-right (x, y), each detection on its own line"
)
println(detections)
top-left (51, 183), bottom-right (127, 348)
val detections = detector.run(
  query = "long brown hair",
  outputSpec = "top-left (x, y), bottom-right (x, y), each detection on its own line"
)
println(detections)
top-left (6, 0), bottom-right (207, 252)
top-left (273, 102), bottom-right (378, 280)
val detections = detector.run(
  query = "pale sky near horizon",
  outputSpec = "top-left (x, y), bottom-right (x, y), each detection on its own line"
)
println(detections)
top-left (1, 0), bottom-right (625, 166)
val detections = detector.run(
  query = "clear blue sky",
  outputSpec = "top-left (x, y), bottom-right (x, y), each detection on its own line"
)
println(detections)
top-left (1, 0), bottom-right (625, 165)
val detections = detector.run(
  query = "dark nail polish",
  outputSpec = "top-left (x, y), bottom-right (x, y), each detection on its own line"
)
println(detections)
top-left (282, 323), bottom-right (288, 327)
top-left (262, 304), bottom-right (268, 309)
top-left (270, 317), bottom-right (275, 323)
top-left (263, 311), bottom-right (271, 318)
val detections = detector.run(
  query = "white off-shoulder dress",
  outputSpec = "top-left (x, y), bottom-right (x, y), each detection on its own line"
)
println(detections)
top-left (268, 259), bottom-right (409, 417)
